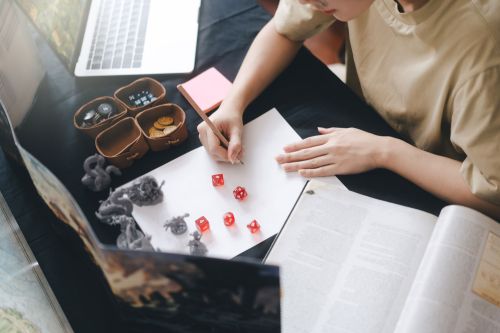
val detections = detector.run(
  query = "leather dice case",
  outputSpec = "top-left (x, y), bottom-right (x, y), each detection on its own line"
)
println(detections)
top-left (135, 103), bottom-right (188, 152)
top-left (95, 117), bottom-right (149, 168)
top-left (114, 77), bottom-right (167, 117)
top-left (73, 96), bottom-right (127, 139)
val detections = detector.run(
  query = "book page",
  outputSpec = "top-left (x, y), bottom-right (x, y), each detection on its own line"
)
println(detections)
top-left (395, 206), bottom-right (500, 333)
top-left (265, 180), bottom-right (437, 333)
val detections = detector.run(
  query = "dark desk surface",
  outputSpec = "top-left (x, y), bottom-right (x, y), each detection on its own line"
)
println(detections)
top-left (2, 0), bottom-right (446, 332)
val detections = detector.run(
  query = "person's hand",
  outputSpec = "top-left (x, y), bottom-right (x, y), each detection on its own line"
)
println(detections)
top-left (275, 127), bottom-right (387, 177)
top-left (197, 101), bottom-right (244, 163)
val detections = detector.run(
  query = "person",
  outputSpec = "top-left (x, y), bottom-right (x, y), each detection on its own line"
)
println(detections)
top-left (197, 0), bottom-right (500, 219)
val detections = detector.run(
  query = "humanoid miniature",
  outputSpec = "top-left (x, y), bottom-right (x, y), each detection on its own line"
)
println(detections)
top-left (187, 231), bottom-right (208, 256)
top-left (81, 154), bottom-right (121, 192)
top-left (116, 216), bottom-right (154, 251)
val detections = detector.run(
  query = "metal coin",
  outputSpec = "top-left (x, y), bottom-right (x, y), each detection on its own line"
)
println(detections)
top-left (157, 116), bottom-right (174, 126)
top-left (92, 113), bottom-right (103, 124)
top-left (97, 103), bottom-right (114, 116)
top-left (83, 109), bottom-right (96, 122)
top-left (153, 121), bottom-right (167, 130)
top-left (149, 127), bottom-right (165, 138)
top-left (162, 125), bottom-right (177, 136)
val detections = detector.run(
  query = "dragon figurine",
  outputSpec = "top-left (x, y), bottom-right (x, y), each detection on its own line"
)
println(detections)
top-left (127, 175), bottom-right (165, 206)
top-left (81, 154), bottom-right (121, 192)
top-left (95, 175), bottom-right (167, 251)
top-left (95, 188), bottom-right (132, 225)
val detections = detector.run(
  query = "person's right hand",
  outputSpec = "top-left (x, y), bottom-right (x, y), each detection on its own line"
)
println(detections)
top-left (197, 101), bottom-right (244, 163)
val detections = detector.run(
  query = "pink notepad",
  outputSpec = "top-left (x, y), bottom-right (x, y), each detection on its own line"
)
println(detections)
top-left (177, 67), bottom-right (232, 114)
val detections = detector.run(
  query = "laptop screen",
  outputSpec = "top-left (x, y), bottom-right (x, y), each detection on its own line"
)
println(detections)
top-left (15, 0), bottom-right (90, 71)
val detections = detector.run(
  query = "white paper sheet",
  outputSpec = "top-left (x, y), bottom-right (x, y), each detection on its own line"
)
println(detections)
top-left (127, 108), bottom-right (312, 259)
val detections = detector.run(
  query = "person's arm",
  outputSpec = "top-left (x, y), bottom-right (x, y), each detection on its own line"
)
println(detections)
top-left (380, 137), bottom-right (500, 220)
top-left (227, 19), bottom-right (302, 113)
top-left (197, 18), bottom-right (302, 163)
top-left (276, 127), bottom-right (500, 220)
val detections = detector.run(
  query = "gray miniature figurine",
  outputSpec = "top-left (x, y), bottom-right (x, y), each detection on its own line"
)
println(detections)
top-left (187, 231), bottom-right (208, 256)
top-left (95, 188), bottom-right (132, 225)
top-left (116, 216), bottom-right (154, 251)
top-left (96, 190), bottom-right (154, 251)
top-left (81, 154), bottom-right (121, 192)
top-left (126, 176), bottom-right (165, 206)
top-left (94, 175), bottom-right (166, 252)
top-left (164, 213), bottom-right (189, 235)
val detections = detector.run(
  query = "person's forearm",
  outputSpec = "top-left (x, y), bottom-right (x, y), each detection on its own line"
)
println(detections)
top-left (378, 137), bottom-right (500, 220)
top-left (226, 18), bottom-right (302, 114)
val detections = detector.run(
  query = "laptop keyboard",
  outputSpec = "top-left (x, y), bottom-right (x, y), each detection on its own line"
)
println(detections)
top-left (86, 0), bottom-right (150, 70)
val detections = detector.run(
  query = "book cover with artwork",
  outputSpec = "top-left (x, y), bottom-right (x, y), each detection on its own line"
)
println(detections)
top-left (0, 98), bottom-right (281, 333)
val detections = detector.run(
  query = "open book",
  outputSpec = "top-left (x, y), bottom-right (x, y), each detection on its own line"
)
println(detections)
top-left (265, 180), bottom-right (500, 333)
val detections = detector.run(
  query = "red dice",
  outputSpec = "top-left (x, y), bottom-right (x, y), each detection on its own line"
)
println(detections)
top-left (223, 212), bottom-right (235, 226)
top-left (212, 174), bottom-right (224, 187)
top-left (195, 216), bottom-right (210, 232)
top-left (233, 186), bottom-right (248, 201)
top-left (247, 220), bottom-right (260, 233)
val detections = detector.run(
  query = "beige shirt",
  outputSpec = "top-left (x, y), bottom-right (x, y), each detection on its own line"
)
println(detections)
top-left (275, 0), bottom-right (500, 205)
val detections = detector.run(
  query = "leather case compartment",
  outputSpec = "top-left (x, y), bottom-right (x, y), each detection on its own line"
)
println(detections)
top-left (95, 117), bottom-right (149, 168)
top-left (73, 96), bottom-right (127, 139)
top-left (135, 103), bottom-right (188, 152)
top-left (114, 77), bottom-right (167, 117)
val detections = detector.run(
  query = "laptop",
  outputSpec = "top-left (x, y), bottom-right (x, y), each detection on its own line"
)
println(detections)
top-left (16, 0), bottom-right (201, 77)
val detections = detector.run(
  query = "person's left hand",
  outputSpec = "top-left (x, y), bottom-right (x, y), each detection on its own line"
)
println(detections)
top-left (275, 127), bottom-right (387, 177)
